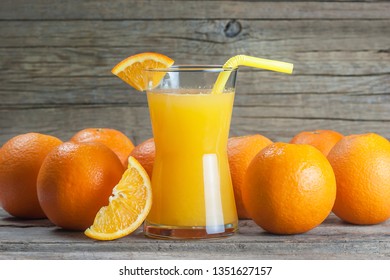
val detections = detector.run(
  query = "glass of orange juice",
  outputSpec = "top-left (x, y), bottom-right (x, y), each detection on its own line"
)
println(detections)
top-left (143, 65), bottom-right (239, 239)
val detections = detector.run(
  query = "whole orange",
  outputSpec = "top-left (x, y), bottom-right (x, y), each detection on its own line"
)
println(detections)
top-left (243, 142), bottom-right (336, 234)
top-left (0, 133), bottom-right (62, 218)
top-left (290, 129), bottom-right (343, 156)
top-left (37, 142), bottom-right (124, 230)
top-left (70, 128), bottom-right (134, 168)
top-left (129, 138), bottom-right (155, 179)
top-left (227, 134), bottom-right (273, 219)
top-left (327, 133), bottom-right (390, 225)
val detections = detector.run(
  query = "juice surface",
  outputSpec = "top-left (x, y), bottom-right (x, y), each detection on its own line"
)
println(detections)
top-left (146, 90), bottom-right (237, 228)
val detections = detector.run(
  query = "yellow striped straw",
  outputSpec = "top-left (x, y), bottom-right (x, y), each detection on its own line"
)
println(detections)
top-left (212, 55), bottom-right (294, 94)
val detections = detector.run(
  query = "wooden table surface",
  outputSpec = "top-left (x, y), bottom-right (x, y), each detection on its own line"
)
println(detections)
top-left (1, 208), bottom-right (389, 260)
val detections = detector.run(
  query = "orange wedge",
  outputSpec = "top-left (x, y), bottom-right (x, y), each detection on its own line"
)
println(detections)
top-left (112, 52), bottom-right (174, 91)
top-left (84, 156), bottom-right (152, 241)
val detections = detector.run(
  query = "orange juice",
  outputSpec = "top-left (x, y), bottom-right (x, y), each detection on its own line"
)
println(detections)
top-left (144, 89), bottom-right (238, 237)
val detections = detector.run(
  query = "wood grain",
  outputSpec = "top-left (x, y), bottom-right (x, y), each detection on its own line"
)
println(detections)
top-left (0, 13), bottom-right (389, 144)
top-left (1, 0), bottom-right (390, 20)
top-left (1, 19), bottom-right (389, 74)
top-left (1, 105), bottom-right (388, 145)
top-left (1, 209), bottom-right (389, 259)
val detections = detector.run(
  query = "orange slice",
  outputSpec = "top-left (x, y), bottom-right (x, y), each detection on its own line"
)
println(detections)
top-left (84, 156), bottom-right (152, 240)
top-left (111, 52), bottom-right (174, 91)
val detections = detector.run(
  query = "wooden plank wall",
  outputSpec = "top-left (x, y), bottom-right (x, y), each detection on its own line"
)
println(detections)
top-left (0, 0), bottom-right (389, 146)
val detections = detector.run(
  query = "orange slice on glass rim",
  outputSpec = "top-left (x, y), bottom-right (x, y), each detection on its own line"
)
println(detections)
top-left (111, 52), bottom-right (174, 91)
top-left (84, 156), bottom-right (152, 241)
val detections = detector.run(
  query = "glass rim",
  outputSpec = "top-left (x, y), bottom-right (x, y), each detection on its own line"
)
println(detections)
top-left (145, 65), bottom-right (238, 73)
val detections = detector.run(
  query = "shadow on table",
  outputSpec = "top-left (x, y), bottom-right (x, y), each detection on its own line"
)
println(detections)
top-left (50, 225), bottom-right (146, 241)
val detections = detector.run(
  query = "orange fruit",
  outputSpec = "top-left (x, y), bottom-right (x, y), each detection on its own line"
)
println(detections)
top-left (0, 133), bottom-right (62, 218)
top-left (227, 134), bottom-right (273, 219)
top-left (327, 133), bottom-right (390, 225)
top-left (85, 156), bottom-right (152, 240)
top-left (290, 129), bottom-right (343, 156)
top-left (70, 128), bottom-right (134, 168)
top-left (37, 142), bottom-right (125, 230)
top-left (112, 52), bottom-right (174, 91)
top-left (243, 142), bottom-right (336, 234)
top-left (129, 138), bottom-right (155, 179)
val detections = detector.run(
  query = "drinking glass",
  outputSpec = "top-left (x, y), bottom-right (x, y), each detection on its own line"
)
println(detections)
top-left (143, 66), bottom-right (238, 239)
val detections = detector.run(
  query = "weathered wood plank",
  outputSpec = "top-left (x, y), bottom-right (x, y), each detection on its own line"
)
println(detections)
top-left (0, 77), bottom-right (145, 106)
top-left (1, 50), bottom-right (389, 81)
top-left (235, 92), bottom-right (390, 121)
top-left (0, 106), bottom-right (388, 146)
top-left (1, 73), bottom-right (389, 107)
top-left (0, 0), bottom-right (389, 20)
top-left (1, 19), bottom-right (389, 50)
top-left (2, 236), bottom-right (390, 260)
top-left (1, 87), bottom-right (390, 121)
top-left (1, 209), bottom-right (390, 260)
top-left (0, 19), bottom-right (389, 76)
top-left (0, 4), bottom-right (388, 147)
top-left (0, 106), bottom-right (152, 145)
